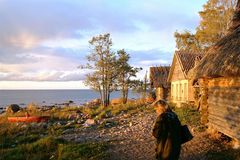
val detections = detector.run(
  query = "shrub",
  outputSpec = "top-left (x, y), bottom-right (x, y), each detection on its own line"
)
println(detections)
top-left (26, 103), bottom-right (39, 114)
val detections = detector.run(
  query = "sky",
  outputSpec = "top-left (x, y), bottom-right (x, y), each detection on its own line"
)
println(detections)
top-left (0, 0), bottom-right (207, 89)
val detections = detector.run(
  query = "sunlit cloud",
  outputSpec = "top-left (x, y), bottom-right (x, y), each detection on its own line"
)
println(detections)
top-left (41, 38), bottom-right (87, 49)
top-left (0, 0), bottom-right (207, 89)
top-left (0, 69), bottom-right (90, 81)
top-left (8, 32), bottom-right (39, 49)
top-left (0, 81), bottom-right (88, 89)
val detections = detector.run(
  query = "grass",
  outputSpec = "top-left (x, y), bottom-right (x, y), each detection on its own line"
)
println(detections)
top-left (170, 103), bottom-right (206, 132)
top-left (0, 136), bottom-right (109, 160)
top-left (0, 100), bottom-right (151, 159)
top-left (79, 101), bottom-right (150, 121)
top-left (59, 142), bottom-right (109, 160)
top-left (0, 122), bottom-right (109, 158)
top-left (206, 148), bottom-right (240, 160)
top-left (1, 101), bottom-right (240, 159)
top-left (0, 103), bottom-right (113, 160)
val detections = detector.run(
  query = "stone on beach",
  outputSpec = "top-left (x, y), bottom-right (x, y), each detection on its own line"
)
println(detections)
top-left (6, 104), bottom-right (21, 113)
top-left (85, 98), bottom-right (101, 106)
top-left (84, 119), bottom-right (96, 127)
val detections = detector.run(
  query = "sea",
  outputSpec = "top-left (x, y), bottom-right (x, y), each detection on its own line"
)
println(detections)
top-left (0, 90), bottom-right (139, 109)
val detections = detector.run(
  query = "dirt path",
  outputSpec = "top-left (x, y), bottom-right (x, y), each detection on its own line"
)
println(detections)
top-left (63, 111), bottom-right (230, 160)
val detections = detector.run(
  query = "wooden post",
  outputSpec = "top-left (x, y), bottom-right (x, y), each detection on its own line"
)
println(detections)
top-left (156, 87), bottom-right (164, 99)
top-left (199, 78), bottom-right (209, 124)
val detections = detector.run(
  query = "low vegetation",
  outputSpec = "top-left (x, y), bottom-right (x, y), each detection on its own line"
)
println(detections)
top-left (0, 104), bottom-right (111, 160)
top-left (169, 103), bottom-right (206, 132)
top-left (0, 101), bottom-right (150, 160)
top-left (206, 148), bottom-right (240, 160)
top-left (0, 135), bottom-right (108, 160)
top-left (79, 100), bottom-right (152, 120)
top-left (1, 101), bottom-right (239, 159)
top-left (0, 120), bottom-right (109, 160)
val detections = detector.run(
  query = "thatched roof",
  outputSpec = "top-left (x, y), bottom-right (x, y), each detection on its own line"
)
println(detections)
top-left (229, 1), bottom-right (240, 31)
top-left (150, 66), bottom-right (170, 88)
top-left (168, 51), bottom-right (203, 82)
top-left (191, 1), bottom-right (240, 79)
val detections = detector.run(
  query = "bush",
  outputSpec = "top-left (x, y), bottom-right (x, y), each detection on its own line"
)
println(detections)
top-left (26, 103), bottom-right (39, 114)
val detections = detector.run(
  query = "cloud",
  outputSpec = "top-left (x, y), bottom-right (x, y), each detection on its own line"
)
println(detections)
top-left (0, 81), bottom-right (88, 89)
top-left (0, 70), bottom-right (90, 81)
top-left (0, 0), bottom-right (139, 49)
top-left (139, 59), bottom-right (169, 66)
top-left (0, 0), bottom-right (203, 48)
top-left (120, 48), bottom-right (173, 79)
top-left (0, 48), bottom-right (172, 81)
top-left (0, 0), bottom-right (207, 87)
top-left (128, 49), bottom-right (173, 65)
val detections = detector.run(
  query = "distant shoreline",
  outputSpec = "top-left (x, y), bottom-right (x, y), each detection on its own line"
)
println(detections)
top-left (0, 90), bottom-right (139, 109)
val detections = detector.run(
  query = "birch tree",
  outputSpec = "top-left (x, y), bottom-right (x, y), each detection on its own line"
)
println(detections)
top-left (115, 49), bottom-right (142, 104)
top-left (83, 33), bottom-right (116, 107)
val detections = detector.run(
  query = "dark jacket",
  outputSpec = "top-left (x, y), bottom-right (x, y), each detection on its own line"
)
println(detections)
top-left (152, 111), bottom-right (181, 160)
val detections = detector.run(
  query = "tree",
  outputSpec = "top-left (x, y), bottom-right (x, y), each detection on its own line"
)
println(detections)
top-left (115, 49), bottom-right (142, 104)
top-left (175, 0), bottom-right (237, 53)
top-left (82, 33), bottom-right (117, 107)
top-left (196, 0), bottom-right (237, 48)
top-left (174, 30), bottom-right (203, 53)
top-left (132, 71), bottom-right (151, 99)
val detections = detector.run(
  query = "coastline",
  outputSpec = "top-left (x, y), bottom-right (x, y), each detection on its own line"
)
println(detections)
top-left (0, 89), bottom-right (139, 109)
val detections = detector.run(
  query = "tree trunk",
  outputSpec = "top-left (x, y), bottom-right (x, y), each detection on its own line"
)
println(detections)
top-left (107, 90), bottom-right (110, 107)
top-left (125, 88), bottom-right (129, 104)
top-left (99, 85), bottom-right (103, 106)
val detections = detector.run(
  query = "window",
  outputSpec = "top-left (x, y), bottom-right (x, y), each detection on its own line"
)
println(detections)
top-left (184, 83), bottom-right (187, 100)
top-left (180, 84), bottom-right (182, 101)
top-left (176, 84), bottom-right (178, 100)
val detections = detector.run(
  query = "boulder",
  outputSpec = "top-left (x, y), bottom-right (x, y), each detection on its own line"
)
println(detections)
top-left (84, 119), bottom-right (95, 127)
top-left (6, 104), bottom-right (20, 113)
top-left (85, 99), bottom-right (101, 107)
top-left (90, 98), bottom-right (101, 106)
top-left (68, 100), bottom-right (74, 104)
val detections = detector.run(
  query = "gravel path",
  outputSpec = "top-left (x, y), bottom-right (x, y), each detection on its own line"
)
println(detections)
top-left (62, 111), bottom-right (229, 160)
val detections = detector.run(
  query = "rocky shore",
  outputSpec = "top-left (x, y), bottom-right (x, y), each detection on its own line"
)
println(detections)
top-left (1, 101), bottom-right (239, 160)
top-left (60, 109), bottom-right (238, 160)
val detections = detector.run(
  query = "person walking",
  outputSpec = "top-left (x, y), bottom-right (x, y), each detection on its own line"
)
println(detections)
top-left (152, 99), bottom-right (182, 160)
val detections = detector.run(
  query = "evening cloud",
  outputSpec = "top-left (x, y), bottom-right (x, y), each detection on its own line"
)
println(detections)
top-left (0, 0), bottom-right (207, 87)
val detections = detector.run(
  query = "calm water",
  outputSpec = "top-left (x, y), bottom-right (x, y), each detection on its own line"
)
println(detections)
top-left (0, 90), bottom-right (138, 108)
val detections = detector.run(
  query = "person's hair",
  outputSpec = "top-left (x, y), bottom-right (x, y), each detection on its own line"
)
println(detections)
top-left (155, 99), bottom-right (171, 112)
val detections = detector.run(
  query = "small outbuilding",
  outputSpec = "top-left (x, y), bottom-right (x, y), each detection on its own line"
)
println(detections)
top-left (191, 1), bottom-right (240, 144)
top-left (167, 51), bottom-right (203, 106)
top-left (150, 66), bottom-right (170, 100)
